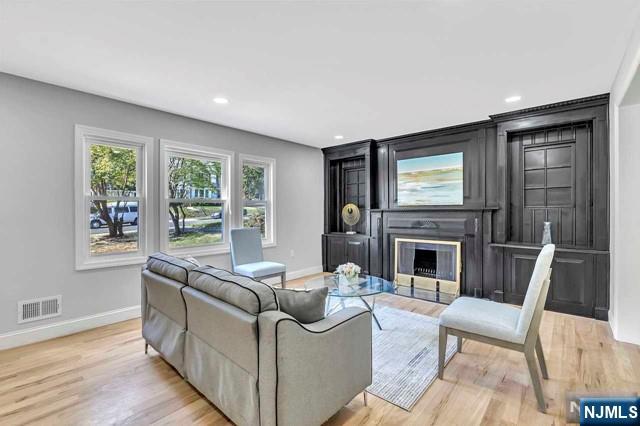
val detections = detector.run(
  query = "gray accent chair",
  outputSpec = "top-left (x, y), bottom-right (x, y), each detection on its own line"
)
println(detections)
top-left (141, 254), bottom-right (372, 426)
top-left (438, 244), bottom-right (555, 413)
top-left (230, 227), bottom-right (287, 288)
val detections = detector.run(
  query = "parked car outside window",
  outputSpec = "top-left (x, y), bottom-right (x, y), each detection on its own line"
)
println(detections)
top-left (90, 204), bottom-right (138, 229)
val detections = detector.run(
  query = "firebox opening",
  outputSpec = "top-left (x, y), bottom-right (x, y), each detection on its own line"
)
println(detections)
top-left (414, 249), bottom-right (437, 278)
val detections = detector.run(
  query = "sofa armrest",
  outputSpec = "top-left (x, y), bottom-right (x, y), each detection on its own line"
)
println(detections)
top-left (258, 307), bottom-right (372, 426)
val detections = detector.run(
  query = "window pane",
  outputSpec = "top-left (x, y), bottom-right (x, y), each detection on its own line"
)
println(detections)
top-left (243, 163), bottom-right (266, 201)
top-left (168, 202), bottom-right (223, 248)
top-left (90, 144), bottom-right (138, 196)
top-left (243, 205), bottom-right (266, 238)
top-left (168, 156), bottom-right (222, 199)
top-left (89, 200), bottom-right (139, 255)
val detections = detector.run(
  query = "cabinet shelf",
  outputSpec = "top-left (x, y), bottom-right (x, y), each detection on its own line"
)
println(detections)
top-left (489, 242), bottom-right (608, 255)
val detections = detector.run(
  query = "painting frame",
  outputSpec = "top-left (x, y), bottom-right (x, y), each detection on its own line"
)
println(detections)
top-left (396, 152), bottom-right (464, 206)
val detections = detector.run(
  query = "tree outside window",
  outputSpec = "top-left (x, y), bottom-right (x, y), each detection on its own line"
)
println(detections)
top-left (89, 144), bottom-right (140, 255)
top-left (241, 156), bottom-right (274, 243)
top-left (243, 163), bottom-right (266, 236)
top-left (164, 150), bottom-right (228, 250)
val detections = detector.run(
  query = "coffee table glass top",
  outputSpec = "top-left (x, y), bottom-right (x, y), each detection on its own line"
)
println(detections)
top-left (305, 274), bottom-right (397, 297)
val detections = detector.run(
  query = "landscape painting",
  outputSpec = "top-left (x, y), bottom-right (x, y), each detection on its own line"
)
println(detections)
top-left (397, 152), bottom-right (463, 206)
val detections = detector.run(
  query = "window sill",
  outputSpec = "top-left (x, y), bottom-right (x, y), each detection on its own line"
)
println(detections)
top-left (75, 241), bottom-right (278, 270)
top-left (76, 255), bottom-right (148, 271)
top-left (165, 241), bottom-right (276, 257)
top-left (164, 245), bottom-right (231, 257)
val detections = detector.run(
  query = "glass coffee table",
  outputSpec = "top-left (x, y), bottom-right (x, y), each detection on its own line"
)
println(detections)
top-left (305, 274), bottom-right (397, 330)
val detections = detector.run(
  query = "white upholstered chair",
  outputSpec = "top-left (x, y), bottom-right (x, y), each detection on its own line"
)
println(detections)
top-left (438, 244), bottom-right (555, 412)
top-left (230, 227), bottom-right (287, 288)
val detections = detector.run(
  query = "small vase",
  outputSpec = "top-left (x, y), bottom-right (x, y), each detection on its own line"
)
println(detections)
top-left (338, 274), bottom-right (358, 292)
top-left (541, 221), bottom-right (552, 245)
top-left (338, 274), bottom-right (351, 292)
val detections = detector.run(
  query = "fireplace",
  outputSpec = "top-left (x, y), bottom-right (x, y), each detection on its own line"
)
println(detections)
top-left (394, 238), bottom-right (462, 296)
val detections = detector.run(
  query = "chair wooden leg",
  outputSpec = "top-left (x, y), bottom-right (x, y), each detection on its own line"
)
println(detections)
top-left (457, 335), bottom-right (463, 353)
top-left (524, 348), bottom-right (546, 413)
top-left (535, 337), bottom-right (549, 379)
top-left (144, 342), bottom-right (148, 355)
top-left (363, 390), bottom-right (368, 406)
top-left (281, 272), bottom-right (286, 288)
top-left (438, 326), bottom-right (447, 379)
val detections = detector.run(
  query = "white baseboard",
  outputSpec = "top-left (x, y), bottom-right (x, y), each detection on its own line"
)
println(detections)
top-left (261, 265), bottom-right (324, 286)
top-left (0, 305), bottom-right (141, 351)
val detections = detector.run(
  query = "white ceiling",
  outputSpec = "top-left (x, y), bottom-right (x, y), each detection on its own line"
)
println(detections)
top-left (1, 1), bottom-right (639, 148)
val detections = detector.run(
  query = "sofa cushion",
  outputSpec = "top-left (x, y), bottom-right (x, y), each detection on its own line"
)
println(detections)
top-left (275, 287), bottom-right (328, 324)
top-left (188, 266), bottom-right (278, 315)
top-left (146, 252), bottom-right (199, 284)
top-left (182, 286), bottom-right (259, 378)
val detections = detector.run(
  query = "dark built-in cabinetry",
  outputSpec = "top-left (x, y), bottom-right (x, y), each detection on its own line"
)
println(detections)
top-left (322, 142), bottom-right (375, 274)
top-left (322, 94), bottom-right (610, 320)
top-left (323, 233), bottom-right (370, 275)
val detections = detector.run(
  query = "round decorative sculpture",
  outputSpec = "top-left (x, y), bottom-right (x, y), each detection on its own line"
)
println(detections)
top-left (341, 203), bottom-right (360, 234)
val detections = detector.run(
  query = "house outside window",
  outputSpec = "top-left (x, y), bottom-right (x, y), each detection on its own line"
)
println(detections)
top-left (160, 139), bottom-right (233, 255)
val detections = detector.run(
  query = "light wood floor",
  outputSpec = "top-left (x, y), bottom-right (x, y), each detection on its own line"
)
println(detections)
top-left (1, 274), bottom-right (639, 425)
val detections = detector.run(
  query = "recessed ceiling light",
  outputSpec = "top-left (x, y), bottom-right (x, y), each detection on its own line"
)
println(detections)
top-left (505, 95), bottom-right (522, 103)
top-left (213, 97), bottom-right (229, 104)
top-left (334, 135), bottom-right (344, 140)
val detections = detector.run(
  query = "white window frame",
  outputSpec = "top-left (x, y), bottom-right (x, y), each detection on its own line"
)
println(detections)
top-left (239, 153), bottom-right (276, 247)
top-left (74, 125), bottom-right (153, 270)
top-left (159, 139), bottom-right (234, 256)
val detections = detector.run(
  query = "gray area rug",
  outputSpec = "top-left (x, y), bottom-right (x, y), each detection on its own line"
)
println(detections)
top-left (328, 300), bottom-right (457, 411)
top-left (369, 305), bottom-right (457, 411)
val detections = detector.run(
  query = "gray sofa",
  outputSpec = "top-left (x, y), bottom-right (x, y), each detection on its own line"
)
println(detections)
top-left (141, 253), bottom-right (372, 426)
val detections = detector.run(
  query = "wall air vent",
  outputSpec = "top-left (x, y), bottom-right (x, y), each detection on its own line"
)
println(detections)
top-left (18, 296), bottom-right (62, 324)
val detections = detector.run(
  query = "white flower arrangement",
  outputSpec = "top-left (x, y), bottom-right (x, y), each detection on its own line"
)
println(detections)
top-left (335, 262), bottom-right (361, 279)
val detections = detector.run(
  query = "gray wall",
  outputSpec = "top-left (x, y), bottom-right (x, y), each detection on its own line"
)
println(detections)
top-left (0, 72), bottom-right (324, 335)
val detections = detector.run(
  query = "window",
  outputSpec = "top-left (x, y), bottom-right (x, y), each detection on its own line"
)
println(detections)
top-left (75, 125), bottom-right (153, 270)
top-left (76, 130), bottom-right (273, 263)
top-left (160, 140), bottom-right (233, 255)
top-left (241, 154), bottom-right (275, 246)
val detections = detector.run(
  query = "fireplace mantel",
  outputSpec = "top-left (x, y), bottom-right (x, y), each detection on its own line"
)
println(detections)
top-left (378, 209), bottom-right (484, 298)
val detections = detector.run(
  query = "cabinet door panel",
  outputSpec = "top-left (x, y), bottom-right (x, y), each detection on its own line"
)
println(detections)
top-left (547, 255), bottom-right (593, 316)
top-left (509, 253), bottom-right (537, 297)
top-left (508, 123), bottom-right (592, 248)
top-left (504, 249), bottom-right (594, 317)
top-left (369, 212), bottom-right (382, 277)
top-left (346, 239), bottom-right (369, 274)
top-left (325, 235), bottom-right (370, 274)
top-left (327, 237), bottom-right (345, 272)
